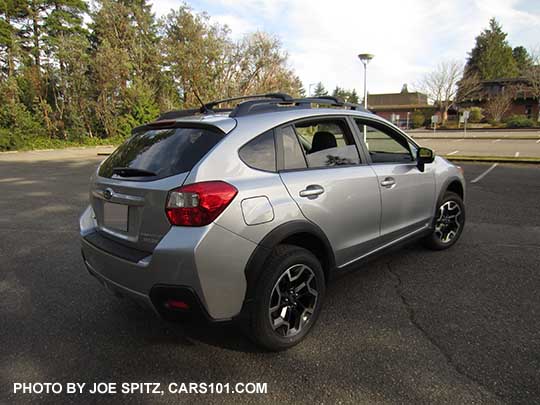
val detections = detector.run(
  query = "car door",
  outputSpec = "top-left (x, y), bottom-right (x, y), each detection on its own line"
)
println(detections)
top-left (353, 118), bottom-right (436, 242)
top-left (276, 117), bottom-right (381, 267)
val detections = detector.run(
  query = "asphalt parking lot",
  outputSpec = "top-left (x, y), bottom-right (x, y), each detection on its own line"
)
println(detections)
top-left (1, 149), bottom-right (539, 404)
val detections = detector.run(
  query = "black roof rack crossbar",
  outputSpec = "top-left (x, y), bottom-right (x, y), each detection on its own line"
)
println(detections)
top-left (203, 93), bottom-right (293, 111)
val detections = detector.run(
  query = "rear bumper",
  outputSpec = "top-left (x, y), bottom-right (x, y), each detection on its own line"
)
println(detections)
top-left (83, 253), bottom-right (213, 321)
top-left (80, 205), bottom-right (257, 321)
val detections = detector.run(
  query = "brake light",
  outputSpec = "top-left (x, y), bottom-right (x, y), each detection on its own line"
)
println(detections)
top-left (165, 181), bottom-right (238, 226)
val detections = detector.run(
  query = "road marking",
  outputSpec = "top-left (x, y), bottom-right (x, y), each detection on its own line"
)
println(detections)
top-left (448, 150), bottom-right (459, 155)
top-left (536, 139), bottom-right (540, 144)
top-left (492, 139), bottom-right (501, 143)
top-left (471, 163), bottom-right (498, 183)
top-left (454, 139), bottom-right (464, 142)
top-left (515, 152), bottom-right (520, 157)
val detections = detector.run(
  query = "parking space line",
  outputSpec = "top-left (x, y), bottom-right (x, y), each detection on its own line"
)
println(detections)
top-left (492, 139), bottom-right (501, 143)
top-left (515, 152), bottom-right (520, 157)
top-left (536, 139), bottom-right (540, 143)
top-left (471, 163), bottom-right (498, 183)
top-left (448, 150), bottom-right (459, 155)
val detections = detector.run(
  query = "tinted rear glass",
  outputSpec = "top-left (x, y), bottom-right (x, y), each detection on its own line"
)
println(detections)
top-left (238, 130), bottom-right (276, 172)
top-left (99, 126), bottom-right (223, 180)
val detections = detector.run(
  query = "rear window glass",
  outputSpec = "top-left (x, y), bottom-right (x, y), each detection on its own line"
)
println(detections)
top-left (238, 130), bottom-right (276, 172)
top-left (99, 127), bottom-right (223, 180)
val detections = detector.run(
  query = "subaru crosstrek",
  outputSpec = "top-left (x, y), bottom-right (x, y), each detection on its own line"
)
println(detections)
top-left (80, 94), bottom-right (465, 350)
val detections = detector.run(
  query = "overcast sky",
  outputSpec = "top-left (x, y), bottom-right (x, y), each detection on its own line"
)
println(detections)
top-left (151, 0), bottom-right (540, 95)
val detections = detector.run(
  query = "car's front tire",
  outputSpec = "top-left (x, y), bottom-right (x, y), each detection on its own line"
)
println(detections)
top-left (246, 244), bottom-right (325, 351)
top-left (423, 191), bottom-right (465, 250)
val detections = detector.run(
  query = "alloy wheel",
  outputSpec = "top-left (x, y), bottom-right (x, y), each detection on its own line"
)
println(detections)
top-left (268, 264), bottom-right (319, 338)
top-left (434, 200), bottom-right (462, 243)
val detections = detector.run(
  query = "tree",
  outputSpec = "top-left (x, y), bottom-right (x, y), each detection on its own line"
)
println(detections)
top-left (234, 31), bottom-right (303, 97)
top-left (513, 46), bottom-right (532, 74)
top-left (312, 82), bottom-right (327, 96)
top-left (0, 0), bottom-right (309, 149)
top-left (417, 60), bottom-right (463, 123)
top-left (331, 86), bottom-right (359, 103)
top-left (0, 0), bottom-right (29, 80)
top-left (484, 85), bottom-right (516, 122)
top-left (523, 49), bottom-right (540, 122)
top-left (465, 18), bottom-right (519, 80)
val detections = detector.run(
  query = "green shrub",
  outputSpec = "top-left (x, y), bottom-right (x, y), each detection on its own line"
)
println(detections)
top-left (411, 111), bottom-right (426, 128)
top-left (468, 107), bottom-right (483, 123)
top-left (505, 115), bottom-right (535, 128)
top-left (0, 101), bottom-right (46, 151)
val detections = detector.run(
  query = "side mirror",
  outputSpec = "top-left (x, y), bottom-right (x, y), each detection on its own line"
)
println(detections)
top-left (417, 147), bottom-right (434, 172)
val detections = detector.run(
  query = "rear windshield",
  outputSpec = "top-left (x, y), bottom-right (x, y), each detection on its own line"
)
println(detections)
top-left (98, 126), bottom-right (224, 180)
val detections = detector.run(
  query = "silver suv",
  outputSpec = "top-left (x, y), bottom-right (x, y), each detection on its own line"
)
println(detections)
top-left (80, 94), bottom-right (465, 350)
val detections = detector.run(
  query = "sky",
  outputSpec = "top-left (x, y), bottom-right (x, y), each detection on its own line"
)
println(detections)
top-left (150, 0), bottom-right (540, 95)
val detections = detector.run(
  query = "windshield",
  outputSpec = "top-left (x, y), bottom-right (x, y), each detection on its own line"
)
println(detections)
top-left (99, 126), bottom-right (224, 180)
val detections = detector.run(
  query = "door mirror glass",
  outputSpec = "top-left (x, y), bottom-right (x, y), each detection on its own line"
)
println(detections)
top-left (417, 147), bottom-right (434, 172)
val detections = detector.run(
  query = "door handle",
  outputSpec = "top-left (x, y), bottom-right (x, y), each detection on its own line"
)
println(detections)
top-left (299, 185), bottom-right (325, 198)
top-left (380, 177), bottom-right (396, 188)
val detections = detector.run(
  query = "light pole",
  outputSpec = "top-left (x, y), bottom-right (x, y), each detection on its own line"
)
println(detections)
top-left (358, 53), bottom-right (374, 108)
top-left (358, 53), bottom-right (374, 142)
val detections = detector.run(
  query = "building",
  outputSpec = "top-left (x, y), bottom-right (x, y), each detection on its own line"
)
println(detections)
top-left (458, 77), bottom-right (540, 121)
top-left (367, 84), bottom-right (435, 128)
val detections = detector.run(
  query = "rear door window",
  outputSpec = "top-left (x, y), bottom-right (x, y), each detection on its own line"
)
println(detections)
top-left (280, 126), bottom-right (307, 170)
top-left (294, 119), bottom-right (361, 168)
top-left (99, 126), bottom-right (223, 180)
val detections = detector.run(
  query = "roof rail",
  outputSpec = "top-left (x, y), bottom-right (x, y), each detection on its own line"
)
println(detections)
top-left (229, 96), bottom-right (368, 118)
top-left (156, 93), bottom-right (368, 121)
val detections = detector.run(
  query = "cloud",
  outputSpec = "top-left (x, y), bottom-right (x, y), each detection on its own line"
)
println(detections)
top-left (151, 0), bottom-right (540, 94)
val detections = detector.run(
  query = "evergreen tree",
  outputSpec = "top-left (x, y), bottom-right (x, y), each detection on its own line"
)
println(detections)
top-left (312, 81), bottom-right (327, 96)
top-left (464, 18), bottom-right (519, 80)
top-left (0, 0), bottom-right (29, 79)
top-left (331, 86), bottom-right (359, 103)
top-left (512, 46), bottom-right (532, 75)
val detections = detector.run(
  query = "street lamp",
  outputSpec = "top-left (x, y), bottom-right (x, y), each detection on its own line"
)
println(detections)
top-left (358, 53), bottom-right (374, 142)
top-left (358, 53), bottom-right (374, 109)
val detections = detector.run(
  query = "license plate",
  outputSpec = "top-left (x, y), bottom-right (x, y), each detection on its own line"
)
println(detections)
top-left (103, 202), bottom-right (128, 231)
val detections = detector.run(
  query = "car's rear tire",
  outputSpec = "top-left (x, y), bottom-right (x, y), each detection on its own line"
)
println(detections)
top-left (423, 191), bottom-right (465, 250)
top-left (246, 244), bottom-right (325, 351)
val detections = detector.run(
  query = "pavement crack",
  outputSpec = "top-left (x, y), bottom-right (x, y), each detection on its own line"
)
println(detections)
top-left (386, 262), bottom-right (504, 402)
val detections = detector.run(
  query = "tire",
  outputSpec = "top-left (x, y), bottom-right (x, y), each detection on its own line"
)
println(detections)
top-left (423, 191), bottom-right (465, 250)
top-left (246, 244), bottom-right (325, 351)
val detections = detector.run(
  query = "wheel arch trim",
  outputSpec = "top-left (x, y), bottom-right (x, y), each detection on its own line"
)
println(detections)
top-left (237, 220), bottom-right (335, 321)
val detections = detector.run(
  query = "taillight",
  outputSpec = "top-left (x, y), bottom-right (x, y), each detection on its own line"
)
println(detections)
top-left (165, 181), bottom-right (238, 226)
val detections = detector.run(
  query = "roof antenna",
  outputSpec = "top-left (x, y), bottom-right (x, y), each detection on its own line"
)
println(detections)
top-left (192, 86), bottom-right (211, 114)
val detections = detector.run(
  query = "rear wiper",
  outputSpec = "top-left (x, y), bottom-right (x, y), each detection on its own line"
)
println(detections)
top-left (112, 167), bottom-right (157, 177)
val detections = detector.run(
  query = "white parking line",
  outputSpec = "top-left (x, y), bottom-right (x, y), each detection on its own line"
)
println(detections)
top-left (492, 139), bottom-right (501, 143)
top-left (515, 152), bottom-right (520, 157)
top-left (447, 150), bottom-right (459, 155)
top-left (454, 139), bottom-right (464, 142)
top-left (471, 163), bottom-right (498, 183)
top-left (536, 139), bottom-right (540, 144)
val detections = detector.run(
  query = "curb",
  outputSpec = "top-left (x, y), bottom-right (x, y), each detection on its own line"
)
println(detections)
top-left (411, 136), bottom-right (540, 140)
top-left (0, 145), bottom-right (117, 154)
top-left (443, 155), bottom-right (540, 164)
